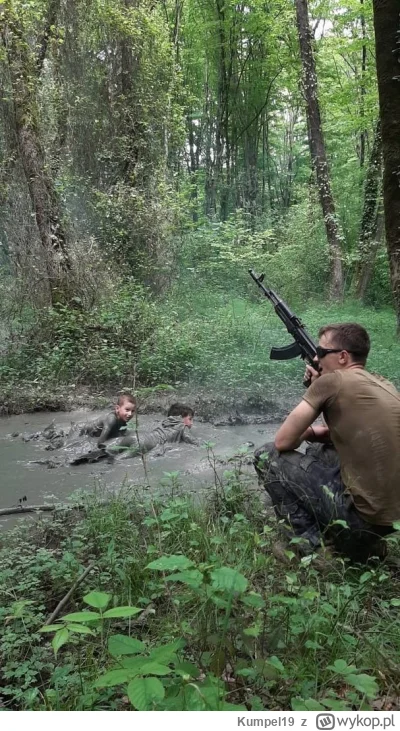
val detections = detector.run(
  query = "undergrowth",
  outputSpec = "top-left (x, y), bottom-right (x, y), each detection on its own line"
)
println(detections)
top-left (1, 463), bottom-right (400, 711)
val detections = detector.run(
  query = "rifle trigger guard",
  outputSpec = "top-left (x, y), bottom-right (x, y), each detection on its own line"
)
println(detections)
top-left (270, 343), bottom-right (302, 361)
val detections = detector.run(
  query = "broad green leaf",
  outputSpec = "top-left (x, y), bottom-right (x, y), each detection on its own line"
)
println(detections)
top-left (138, 661), bottom-right (172, 676)
top-left (108, 634), bottom-right (146, 657)
top-left (39, 624), bottom-right (65, 633)
top-left (221, 703), bottom-right (248, 710)
top-left (146, 555), bottom-right (194, 571)
top-left (127, 676), bottom-right (165, 710)
top-left (305, 640), bottom-right (323, 650)
top-left (149, 640), bottom-right (185, 663)
top-left (321, 698), bottom-right (350, 710)
top-left (61, 611), bottom-right (100, 622)
top-left (52, 628), bottom-right (69, 656)
top-left (267, 656), bottom-right (286, 675)
top-left (347, 673), bottom-right (379, 698)
top-left (94, 669), bottom-right (132, 688)
top-left (241, 592), bottom-right (265, 609)
top-left (174, 662), bottom-right (200, 679)
top-left (392, 521), bottom-right (400, 531)
top-left (303, 699), bottom-right (326, 711)
top-left (165, 569), bottom-right (204, 588)
top-left (83, 591), bottom-right (111, 610)
top-left (390, 599), bottom-right (400, 606)
top-left (103, 606), bottom-right (142, 618)
top-left (292, 698), bottom-right (325, 711)
top-left (121, 656), bottom-right (149, 673)
top-left (328, 659), bottom-right (356, 675)
top-left (66, 624), bottom-right (94, 635)
top-left (210, 567), bottom-right (248, 594)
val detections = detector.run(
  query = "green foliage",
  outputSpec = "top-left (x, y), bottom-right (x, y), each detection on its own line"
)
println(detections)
top-left (1, 474), bottom-right (400, 711)
top-left (0, 281), bottom-right (158, 387)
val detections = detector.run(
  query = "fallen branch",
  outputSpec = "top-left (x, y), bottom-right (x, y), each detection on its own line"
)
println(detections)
top-left (0, 500), bottom-right (111, 517)
top-left (0, 504), bottom-right (60, 516)
top-left (44, 562), bottom-right (96, 626)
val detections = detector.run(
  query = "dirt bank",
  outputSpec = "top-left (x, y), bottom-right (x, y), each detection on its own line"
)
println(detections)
top-left (0, 381), bottom-right (298, 421)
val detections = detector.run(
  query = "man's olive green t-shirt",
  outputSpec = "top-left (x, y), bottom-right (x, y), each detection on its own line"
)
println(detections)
top-left (303, 369), bottom-right (400, 525)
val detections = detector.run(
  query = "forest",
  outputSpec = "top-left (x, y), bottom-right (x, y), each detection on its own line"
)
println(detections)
top-left (0, 0), bottom-right (399, 400)
top-left (0, 0), bottom-right (400, 715)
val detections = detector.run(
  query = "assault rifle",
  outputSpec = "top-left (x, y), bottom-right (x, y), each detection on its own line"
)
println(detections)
top-left (248, 269), bottom-right (320, 386)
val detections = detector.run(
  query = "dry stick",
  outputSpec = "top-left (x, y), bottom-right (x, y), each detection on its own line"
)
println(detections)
top-left (44, 562), bottom-right (96, 626)
top-left (0, 499), bottom-right (115, 517)
top-left (0, 504), bottom-right (59, 516)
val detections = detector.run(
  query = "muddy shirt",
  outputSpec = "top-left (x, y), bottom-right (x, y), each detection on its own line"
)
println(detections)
top-left (107, 416), bottom-right (199, 458)
top-left (303, 369), bottom-right (400, 525)
top-left (80, 412), bottom-right (128, 445)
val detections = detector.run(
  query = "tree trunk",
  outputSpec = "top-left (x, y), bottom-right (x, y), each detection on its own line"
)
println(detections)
top-left (294, 0), bottom-right (344, 299)
top-left (372, 0), bottom-right (400, 330)
top-left (356, 207), bottom-right (385, 300)
top-left (1, 3), bottom-right (71, 305)
top-left (354, 120), bottom-right (382, 298)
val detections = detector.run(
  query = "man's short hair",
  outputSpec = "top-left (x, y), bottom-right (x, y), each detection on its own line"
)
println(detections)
top-left (319, 323), bottom-right (370, 365)
top-left (117, 392), bottom-right (136, 406)
top-left (167, 402), bottom-right (194, 418)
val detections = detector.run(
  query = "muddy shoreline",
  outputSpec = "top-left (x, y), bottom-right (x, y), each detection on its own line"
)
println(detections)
top-left (0, 382), bottom-right (298, 422)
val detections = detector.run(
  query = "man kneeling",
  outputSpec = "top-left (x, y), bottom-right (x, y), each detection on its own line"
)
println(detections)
top-left (254, 322), bottom-right (400, 563)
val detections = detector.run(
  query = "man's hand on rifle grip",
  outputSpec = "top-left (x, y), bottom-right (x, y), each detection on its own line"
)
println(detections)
top-left (303, 362), bottom-right (320, 388)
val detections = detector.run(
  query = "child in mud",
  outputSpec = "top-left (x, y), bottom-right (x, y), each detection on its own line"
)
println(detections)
top-left (106, 402), bottom-right (199, 460)
top-left (79, 392), bottom-right (136, 447)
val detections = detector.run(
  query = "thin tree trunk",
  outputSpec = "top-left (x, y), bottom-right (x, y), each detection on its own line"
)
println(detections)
top-left (354, 120), bottom-right (382, 298)
top-left (372, 0), bottom-right (400, 331)
top-left (359, 0), bottom-right (367, 167)
top-left (356, 207), bottom-right (385, 300)
top-left (294, 0), bottom-right (344, 299)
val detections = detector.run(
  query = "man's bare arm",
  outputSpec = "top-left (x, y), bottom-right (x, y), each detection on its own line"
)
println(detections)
top-left (274, 400), bottom-right (320, 451)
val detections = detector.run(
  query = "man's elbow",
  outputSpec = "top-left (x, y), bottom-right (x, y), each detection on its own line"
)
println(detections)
top-left (274, 434), bottom-right (295, 452)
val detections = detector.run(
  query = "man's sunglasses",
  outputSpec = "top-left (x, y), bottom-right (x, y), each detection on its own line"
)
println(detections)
top-left (316, 346), bottom-right (358, 360)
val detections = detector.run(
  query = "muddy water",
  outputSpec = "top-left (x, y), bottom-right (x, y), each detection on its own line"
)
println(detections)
top-left (0, 409), bottom-right (279, 529)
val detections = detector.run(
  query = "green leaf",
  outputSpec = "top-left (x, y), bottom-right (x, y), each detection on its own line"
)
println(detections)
top-left (52, 627), bottom-right (69, 656)
top-left (127, 677), bottom-right (165, 710)
top-left (103, 606), bottom-right (142, 618)
top-left (347, 673), bottom-right (379, 698)
top-left (392, 521), bottom-right (400, 531)
top-left (165, 569), bottom-right (204, 588)
top-left (210, 567), bottom-right (248, 594)
top-left (149, 640), bottom-right (185, 663)
top-left (174, 662), bottom-right (200, 679)
top-left (94, 669), bottom-right (132, 688)
top-left (390, 599), bottom-right (400, 606)
top-left (66, 623), bottom-right (94, 635)
top-left (292, 698), bottom-right (325, 711)
top-left (61, 611), bottom-right (100, 622)
top-left (267, 656), bottom-right (286, 675)
top-left (241, 592), bottom-right (265, 609)
top-left (305, 640), bottom-right (323, 650)
top-left (221, 703), bottom-right (248, 710)
top-left (108, 634), bottom-right (146, 657)
top-left (39, 624), bottom-right (65, 633)
top-left (138, 662), bottom-right (172, 676)
top-left (328, 659), bottom-right (356, 675)
top-left (83, 591), bottom-right (111, 610)
top-left (146, 555), bottom-right (194, 571)
top-left (321, 698), bottom-right (350, 710)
